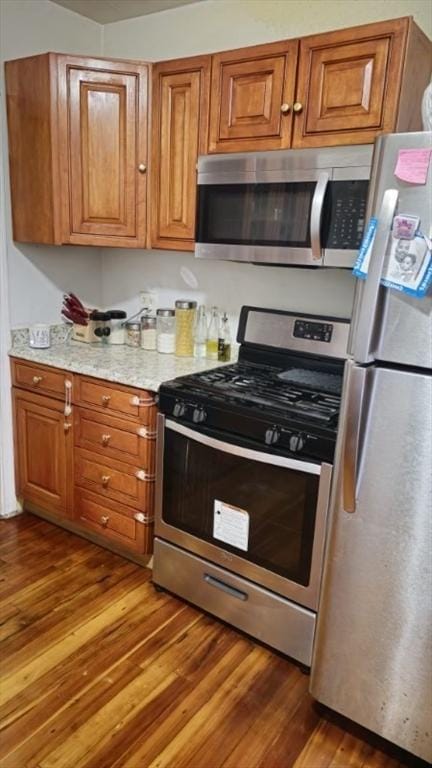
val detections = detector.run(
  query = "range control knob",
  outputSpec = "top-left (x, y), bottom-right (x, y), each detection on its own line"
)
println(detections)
top-left (289, 433), bottom-right (305, 453)
top-left (173, 401), bottom-right (186, 418)
top-left (192, 406), bottom-right (207, 424)
top-left (265, 426), bottom-right (281, 445)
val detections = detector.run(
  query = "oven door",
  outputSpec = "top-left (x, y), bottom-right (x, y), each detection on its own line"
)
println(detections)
top-left (155, 415), bottom-right (332, 611)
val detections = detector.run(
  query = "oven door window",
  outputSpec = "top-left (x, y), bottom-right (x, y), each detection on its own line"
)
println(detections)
top-left (162, 429), bottom-right (320, 587)
top-left (196, 182), bottom-right (315, 247)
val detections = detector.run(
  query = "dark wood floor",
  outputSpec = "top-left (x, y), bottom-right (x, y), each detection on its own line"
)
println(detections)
top-left (0, 514), bottom-right (427, 768)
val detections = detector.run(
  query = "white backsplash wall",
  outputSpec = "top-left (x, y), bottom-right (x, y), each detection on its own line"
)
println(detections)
top-left (102, 249), bottom-right (356, 335)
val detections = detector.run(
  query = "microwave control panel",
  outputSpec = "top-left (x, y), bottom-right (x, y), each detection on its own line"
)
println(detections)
top-left (325, 180), bottom-right (369, 250)
top-left (293, 320), bottom-right (333, 343)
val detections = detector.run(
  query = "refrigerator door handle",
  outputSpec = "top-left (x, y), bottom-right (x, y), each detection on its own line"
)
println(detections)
top-left (342, 362), bottom-right (368, 514)
top-left (352, 188), bottom-right (399, 364)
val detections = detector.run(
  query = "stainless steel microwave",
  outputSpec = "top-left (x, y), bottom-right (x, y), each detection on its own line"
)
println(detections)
top-left (195, 145), bottom-right (374, 268)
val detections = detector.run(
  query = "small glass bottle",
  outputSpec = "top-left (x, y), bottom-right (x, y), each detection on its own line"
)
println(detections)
top-left (206, 306), bottom-right (219, 360)
top-left (218, 313), bottom-right (232, 362)
top-left (194, 305), bottom-right (207, 358)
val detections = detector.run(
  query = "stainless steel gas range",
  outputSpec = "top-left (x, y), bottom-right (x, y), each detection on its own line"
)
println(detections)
top-left (153, 307), bottom-right (349, 665)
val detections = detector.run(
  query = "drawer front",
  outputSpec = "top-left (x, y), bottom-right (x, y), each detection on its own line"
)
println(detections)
top-left (12, 359), bottom-right (72, 401)
top-left (76, 376), bottom-right (156, 423)
top-left (75, 448), bottom-right (154, 510)
top-left (74, 408), bottom-right (155, 468)
top-left (75, 489), bottom-right (146, 552)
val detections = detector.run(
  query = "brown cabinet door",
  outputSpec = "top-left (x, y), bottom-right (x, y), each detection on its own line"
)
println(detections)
top-left (209, 40), bottom-right (298, 153)
top-left (13, 389), bottom-right (73, 518)
top-left (58, 56), bottom-right (148, 247)
top-left (151, 56), bottom-right (210, 250)
top-left (293, 19), bottom-right (409, 148)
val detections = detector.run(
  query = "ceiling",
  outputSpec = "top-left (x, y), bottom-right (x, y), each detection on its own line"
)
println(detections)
top-left (51, 0), bottom-right (203, 24)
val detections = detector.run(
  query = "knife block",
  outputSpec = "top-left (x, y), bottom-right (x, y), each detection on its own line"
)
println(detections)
top-left (71, 320), bottom-right (101, 343)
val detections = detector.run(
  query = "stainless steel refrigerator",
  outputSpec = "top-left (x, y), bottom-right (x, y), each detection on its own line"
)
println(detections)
top-left (310, 131), bottom-right (432, 763)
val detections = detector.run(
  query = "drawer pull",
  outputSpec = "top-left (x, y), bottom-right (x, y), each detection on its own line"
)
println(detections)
top-left (136, 470), bottom-right (155, 482)
top-left (204, 574), bottom-right (248, 602)
top-left (101, 395), bottom-right (111, 406)
top-left (134, 512), bottom-right (154, 524)
top-left (137, 427), bottom-right (157, 439)
top-left (130, 396), bottom-right (156, 408)
top-left (64, 422), bottom-right (72, 433)
top-left (32, 375), bottom-right (43, 385)
top-left (101, 475), bottom-right (111, 487)
top-left (100, 515), bottom-right (109, 527)
top-left (101, 434), bottom-right (111, 446)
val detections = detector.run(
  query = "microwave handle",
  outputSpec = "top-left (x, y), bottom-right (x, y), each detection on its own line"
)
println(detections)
top-left (310, 172), bottom-right (329, 261)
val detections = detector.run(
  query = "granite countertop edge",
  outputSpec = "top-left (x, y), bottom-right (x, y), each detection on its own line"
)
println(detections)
top-left (9, 341), bottom-right (229, 392)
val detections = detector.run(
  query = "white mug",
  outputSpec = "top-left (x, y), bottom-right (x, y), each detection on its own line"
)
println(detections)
top-left (29, 323), bottom-right (51, 349)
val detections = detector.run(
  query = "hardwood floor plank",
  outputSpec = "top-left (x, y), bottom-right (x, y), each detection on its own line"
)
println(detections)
top-left (0, 515), bottom-right (424, 768)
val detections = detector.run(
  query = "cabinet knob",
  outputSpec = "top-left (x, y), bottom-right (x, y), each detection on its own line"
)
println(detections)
top-left (101, 434), bottom-right (111, 446)
top-left (138, 163), bottom-right (147, 173)
top-left (100, 515), bottom-right (109, 527)
top-left (280, 103), bottom-right (291, 114)
top-left (293, 102), bottom-right (303, 113)
top-left (64, 422), bottom-right (72, 433)
top-left (32, 376), bottom-right (43, 385)
top-left (101, 395), bottom-right (111, 406)
top-left (101, 475), bottom-right (111, 487)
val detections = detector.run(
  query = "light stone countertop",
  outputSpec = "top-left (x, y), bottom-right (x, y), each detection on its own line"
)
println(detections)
top-left (9, 339), bottom-right (231, 392)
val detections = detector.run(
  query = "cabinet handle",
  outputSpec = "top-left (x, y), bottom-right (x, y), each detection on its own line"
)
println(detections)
top-left (100, 515), bottom-right (109, 527)
top-left (101, 475), bottom-right (111, 487)
top-left (101, 395), bottom-right (111, 406)
top-left (293, 102), bottom-right (303, 113)
top-left (138, 163), bottom-right (147, 173)
top-left (101, 434), bottom-right (111, 446)
top-left (64, 422), bottom-right (72, 433)
top-left (280, 103), bottom-right (291, 114)
top-left (32, 376), bottom-right (43, 385)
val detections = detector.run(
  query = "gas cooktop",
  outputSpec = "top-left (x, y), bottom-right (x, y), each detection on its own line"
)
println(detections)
top-left (158, 307), bottom-right (350, 464)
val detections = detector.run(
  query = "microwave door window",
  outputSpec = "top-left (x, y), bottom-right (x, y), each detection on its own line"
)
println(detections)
top-left (162, 430), bottom-right (319, 587)
top-left (197, 182), bottom-right (315, 247)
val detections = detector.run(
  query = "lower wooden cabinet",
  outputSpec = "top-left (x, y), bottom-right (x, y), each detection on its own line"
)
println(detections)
top-left (13, 388), bottom-right (73, 518)
top-left (11, 359), bottom-right (156, 560)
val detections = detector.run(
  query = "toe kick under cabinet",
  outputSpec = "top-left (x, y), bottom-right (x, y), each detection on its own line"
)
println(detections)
top-left (11, 359), bottom-right (156, 562)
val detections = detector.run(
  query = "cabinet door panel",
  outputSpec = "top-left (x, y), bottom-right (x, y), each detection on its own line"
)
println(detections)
top-left (151, 56), bottom-right (210, 250)
top-left (209, 41), bottom-right (298, 153)
top-left (58, 57), bottom-right (148, 247)
top-left (293, 19), bottom-right (408, 148)
top-left (13, 390), bottom-right (72, 517)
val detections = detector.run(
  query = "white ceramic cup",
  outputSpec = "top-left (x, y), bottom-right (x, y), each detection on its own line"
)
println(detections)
top-left (29, 323), bottom-right (51, 349)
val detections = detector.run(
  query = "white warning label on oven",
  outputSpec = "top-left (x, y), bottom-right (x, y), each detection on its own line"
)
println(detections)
top-left (213, 499), bottom-right (249, 552)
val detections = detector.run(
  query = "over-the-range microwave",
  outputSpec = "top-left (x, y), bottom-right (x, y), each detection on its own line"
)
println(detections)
top-left (195, 144), bottom-right (374, 268)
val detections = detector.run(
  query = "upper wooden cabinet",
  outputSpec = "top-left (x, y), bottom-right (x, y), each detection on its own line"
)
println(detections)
top-left (5, 53), bottom-right (148, 247)
top-left (208, 41), bottom-right (298, 153)
top-left (208, 17), bottom-right (431, 154)
top-left (151, 55), bottom-right (210, 251)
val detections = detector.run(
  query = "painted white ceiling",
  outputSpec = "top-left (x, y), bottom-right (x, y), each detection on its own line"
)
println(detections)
top-left (51, 0), bottom-right (203, 24)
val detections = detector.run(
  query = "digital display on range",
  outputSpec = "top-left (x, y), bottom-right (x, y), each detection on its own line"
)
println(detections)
top-left (293, 320), bottom-right (333, 343)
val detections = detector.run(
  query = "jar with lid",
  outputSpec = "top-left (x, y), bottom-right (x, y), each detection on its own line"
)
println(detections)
top-left (175, 300), bottom-right (197, 357)
top-left (91, 311), bottom-right (111, 344)
top-left (125, 321), bottom-right (141, 348)
top-left (156, 309), bottom-right (175, 354)
top-left (141, 314), bottom-right (157, 350)
top-left (107, 310), bottom-right (127, 345)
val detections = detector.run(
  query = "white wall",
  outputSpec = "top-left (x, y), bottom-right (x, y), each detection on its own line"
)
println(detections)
top-left (101, 0), bottom-right (431, 326)
top-left (0, 0), bottom-right (104, 328)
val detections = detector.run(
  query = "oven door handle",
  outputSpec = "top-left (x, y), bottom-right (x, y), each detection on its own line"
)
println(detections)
top-left (310, 172), bottom-right (329, 261)
top-left (165, 419), bottom-right (322, 476)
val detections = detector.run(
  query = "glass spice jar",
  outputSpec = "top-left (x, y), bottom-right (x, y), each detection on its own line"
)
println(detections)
top-left (156, 309), bottom-right (175, 354)
top-left (175, 300), bottom-right (197, 357)
top-left (125, 321), bottom-right (141, 347)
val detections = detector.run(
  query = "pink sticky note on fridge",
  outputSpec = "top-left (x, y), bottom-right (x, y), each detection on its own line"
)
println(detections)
top-left (394, 148), bottom-right (432, 184)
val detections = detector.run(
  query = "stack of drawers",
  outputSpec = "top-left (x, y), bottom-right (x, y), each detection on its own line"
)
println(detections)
top-left (74, 376), bottom-right (157, 554)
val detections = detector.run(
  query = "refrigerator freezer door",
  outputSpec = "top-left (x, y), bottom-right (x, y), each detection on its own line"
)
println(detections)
top-left (351, 132), bottom-right (432, 369)
top-left (311, 361), bottom-right (432, 762)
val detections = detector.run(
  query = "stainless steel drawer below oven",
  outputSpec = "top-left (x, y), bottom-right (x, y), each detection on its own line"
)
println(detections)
top-left (153, 538), bottom-right (316, 666)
